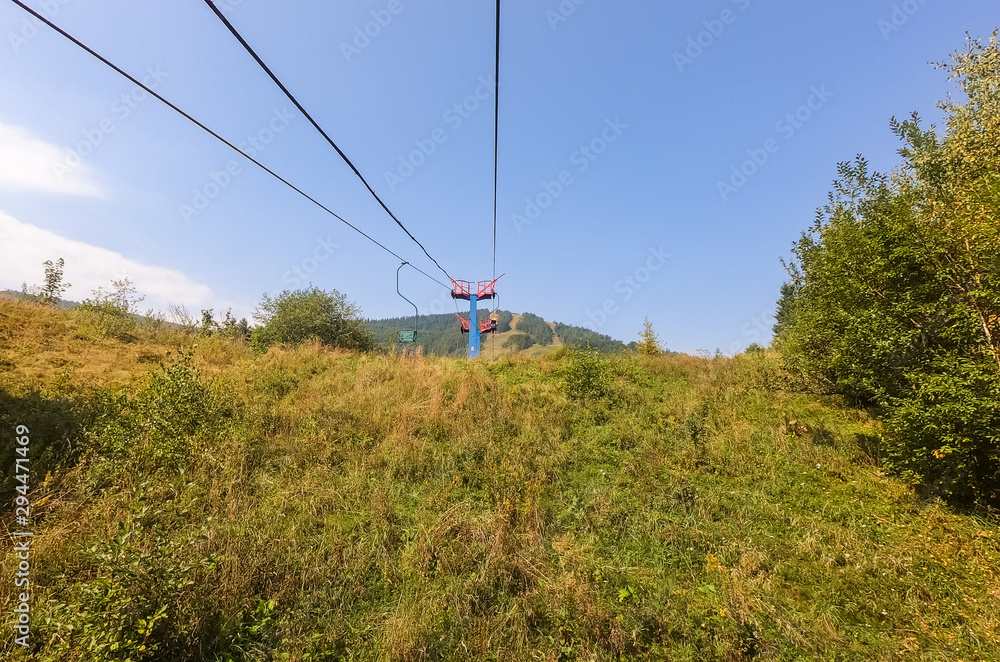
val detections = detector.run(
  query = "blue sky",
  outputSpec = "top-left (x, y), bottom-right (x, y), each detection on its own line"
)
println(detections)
top-left (0, 0), bottom-right (995, 354)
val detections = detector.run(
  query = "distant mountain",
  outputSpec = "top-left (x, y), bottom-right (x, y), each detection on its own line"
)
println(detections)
top-left (3, 288), bottom-right (629, 356)
top-left (365, 310), bottom-right (629, 357)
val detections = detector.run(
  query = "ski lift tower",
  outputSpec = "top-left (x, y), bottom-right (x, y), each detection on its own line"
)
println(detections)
top-left (451, 277), bottom-right (500, 359)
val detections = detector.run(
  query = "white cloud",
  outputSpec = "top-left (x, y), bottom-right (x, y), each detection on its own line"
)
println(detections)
top-left (0, 212), bottom-right (226, 315)
top-left (0, 118), bottom-right (105, 197)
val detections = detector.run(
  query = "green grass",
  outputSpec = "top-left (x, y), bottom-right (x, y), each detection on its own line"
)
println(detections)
top-left (1, 299), bottom-right (998, 661)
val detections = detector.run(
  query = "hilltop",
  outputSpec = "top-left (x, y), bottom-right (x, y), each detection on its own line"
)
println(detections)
top-left (1, 298), bottom-right (998, 661)
top-left (2, 289), bottom-right (630, 358)
top-left (366, 310), bottom-right (630, 357)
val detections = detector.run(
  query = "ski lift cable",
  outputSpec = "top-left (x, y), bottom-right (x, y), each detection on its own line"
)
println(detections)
top-left (201, 0), bottom-right (453, 282)
top-left (8, 0), bottom-right (450, 291)
top-left (491, 0), bottom-right (501, 282)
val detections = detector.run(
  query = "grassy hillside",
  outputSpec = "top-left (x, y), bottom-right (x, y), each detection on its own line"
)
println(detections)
top-left (1, 299), bottom-right (999, 661)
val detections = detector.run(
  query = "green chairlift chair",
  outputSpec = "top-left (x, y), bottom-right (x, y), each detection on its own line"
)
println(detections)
top-left (397, 263), bottom-right (418, 344)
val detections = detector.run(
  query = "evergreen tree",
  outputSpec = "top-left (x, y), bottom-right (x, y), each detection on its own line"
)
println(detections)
top-left (199, 309), bottom-right (216, 337)
top-left (637, 317), bottom-right (663, 356)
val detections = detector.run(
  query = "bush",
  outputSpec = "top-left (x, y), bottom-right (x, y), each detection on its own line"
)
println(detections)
top-left (560, 346), bottom-right (612, 399)
top-left (43, 521), bottom-right (218, 662)
top-left (250, 287), bottom-right (374, 352)
top-left (775, 35), bottom-right (1000, 507)
top-left (86, 349), bottom-right (211, 480)
top-left (78, 277), bottom-right (144, 341)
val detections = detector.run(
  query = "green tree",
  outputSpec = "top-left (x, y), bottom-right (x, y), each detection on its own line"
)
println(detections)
top-left (554, 322), bottom-right (629, 353)
top-left (219, 308), bottom-right (249, 340)
top-left (516, 313), bottom-right (555, 346)
top-left (251, 287), bottom-right (374, 352)
top-left (21, 257), bottom-right (71, 304)
top-left (42, 258), bottom-right (70, 304)
top-left (495, 310), bottom-right (514, 333)
top-left (637, 317), bottom-right (663, 356)
top-left (199, 309), bottom-right (216, 337)
top-left (771, 281), bottom-right (799, 340)
top-left (776, 33), bottom-right (1000, 506)
top-left (502, 333), bottom-right (534, 351)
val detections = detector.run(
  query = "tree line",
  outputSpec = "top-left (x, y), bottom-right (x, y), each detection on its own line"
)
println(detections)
top-left (775, 32), bottom-right (1000, 508)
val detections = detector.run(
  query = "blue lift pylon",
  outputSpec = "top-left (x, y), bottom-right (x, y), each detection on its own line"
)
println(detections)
top-left (451, 277), bottom-right (501, 359)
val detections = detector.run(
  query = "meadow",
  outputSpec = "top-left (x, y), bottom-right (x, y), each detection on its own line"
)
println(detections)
top-left (1, 298), bottom-right (998, 661)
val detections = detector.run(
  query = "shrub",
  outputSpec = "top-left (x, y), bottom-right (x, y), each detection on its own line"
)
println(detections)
top-left (250, 287), bottom-right (374, 352)
top-left (775, 35), bottom-right (1000, 506)
top-left (43, 520), bottom-right (221, 662)
top-left (560, 345), bottom-right (612, 399)
top-left (78, 277), bottom-right (145, 341)
top-left (86, 349), bottom-right (211, 479)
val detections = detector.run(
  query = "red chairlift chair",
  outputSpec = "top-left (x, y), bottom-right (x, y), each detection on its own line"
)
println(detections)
top-left (454, 314), bottom-right (499, 335)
